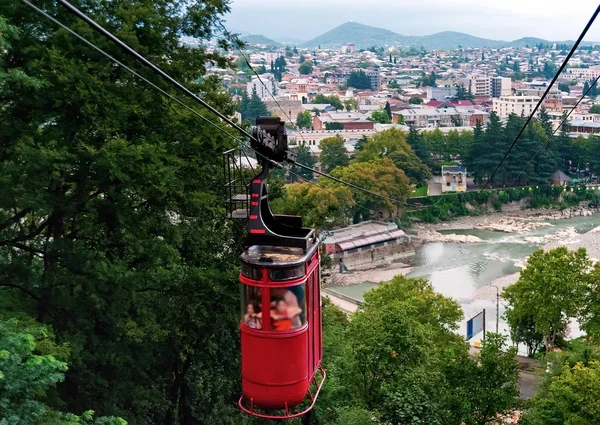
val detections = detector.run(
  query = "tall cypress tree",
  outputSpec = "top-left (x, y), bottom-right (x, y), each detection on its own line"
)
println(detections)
top-left (406, 126), bottom-right (433, 170)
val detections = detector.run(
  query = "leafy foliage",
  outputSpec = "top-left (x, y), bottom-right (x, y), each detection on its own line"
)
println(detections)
top-left (298, 60), bottom-right (314, 75)
top-left (521, 361), bottom-right (600, 425)
top-left (0, 318), bottom-right (125, 425)
top-left (347, 70), bottom-right (372, 90)
top-left (0, 2), bottom-right (246, 424)
top-left (355, 128), bottom-right (432, 185)
top-left (319, 136), bottom-right (350, 173)
top-left (503, 247), bottom-right (591, 352)
top-left (311, 94), bottom-right (344, 110)
top-left (315, 276), bottom-right (520, 425)
top-left (368, 109), bottom-right (391, 124)
top-left (295, 110), bottom-right (312, 129)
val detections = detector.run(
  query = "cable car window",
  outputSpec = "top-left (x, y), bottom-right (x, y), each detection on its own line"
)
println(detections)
top-left (270, 282), bottom-right (306, 331)
top-left (269, 265), bottom-right (305, 281)
top-left (241, 285), bottom-right (262, 330)
top-left (241, 264), bottom-right (262, 281)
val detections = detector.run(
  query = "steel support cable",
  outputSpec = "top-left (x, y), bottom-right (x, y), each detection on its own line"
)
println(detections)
top-left (482, 4), bottom-right (600, 189)
top-left (30, 0), bottom-right (412, 208)
top-left (508, 74), bottom-right (600, 187)
top-left (20, 0), bottom-right (248, 148)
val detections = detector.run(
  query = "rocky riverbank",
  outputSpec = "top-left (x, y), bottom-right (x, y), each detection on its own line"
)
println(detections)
top-left (415, 204), bottom-right (599, 243)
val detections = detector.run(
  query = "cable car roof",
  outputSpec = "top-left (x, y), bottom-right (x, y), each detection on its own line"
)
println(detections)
top-left (241, 243), bottom-right (318, 268)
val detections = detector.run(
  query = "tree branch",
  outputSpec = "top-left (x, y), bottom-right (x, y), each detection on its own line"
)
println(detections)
top-left (0, 282), bottom-right (41, 302)
top-left (0, 208), bottom-right (31, 232)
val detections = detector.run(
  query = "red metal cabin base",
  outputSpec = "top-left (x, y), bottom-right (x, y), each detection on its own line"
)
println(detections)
top-left (238, 366), bottom-right (326, 420)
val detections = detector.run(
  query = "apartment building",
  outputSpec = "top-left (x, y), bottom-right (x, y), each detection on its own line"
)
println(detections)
top-left (461, 75), bottom-right (491, 97)
top-left (490, 77), bottom-right (511, 98)
top-left (365, 68), bottom-right (381, 90)
top-left (563, 65), bottom-right (600, 80)
top-left (493, 95), bottom-right (541, 118)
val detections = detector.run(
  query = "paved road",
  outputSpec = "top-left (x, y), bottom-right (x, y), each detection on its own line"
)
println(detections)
top-left (323, 293), bottom-right (358, 313)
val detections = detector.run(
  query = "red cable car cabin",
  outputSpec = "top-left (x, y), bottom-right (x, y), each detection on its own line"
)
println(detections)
top-left (229, 117), bottom-right (325, 419)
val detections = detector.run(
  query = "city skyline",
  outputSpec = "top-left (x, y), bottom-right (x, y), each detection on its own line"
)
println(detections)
top-left (225, 0), bottom-right (600, 43)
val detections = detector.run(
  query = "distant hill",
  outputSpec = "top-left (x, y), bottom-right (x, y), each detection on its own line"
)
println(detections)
top-left (301, 21), bottom-right (600, 50)
top-left (302, 22), bottom-right (405, 49)
top-left (241, 34), bottom-right (281, 46)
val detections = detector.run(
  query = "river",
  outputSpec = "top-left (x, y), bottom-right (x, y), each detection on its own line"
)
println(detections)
top-left (406, 213), bottom-right (600, 344)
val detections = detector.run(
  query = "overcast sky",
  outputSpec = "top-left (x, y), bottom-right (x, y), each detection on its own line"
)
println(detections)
top-left (224, 0), bottom-right (600, 42)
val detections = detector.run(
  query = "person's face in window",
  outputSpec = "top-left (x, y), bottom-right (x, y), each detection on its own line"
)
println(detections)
top-left (246, 304), bottom-right (255, 315)
top-left (276, 299), bottom-right (288, 315)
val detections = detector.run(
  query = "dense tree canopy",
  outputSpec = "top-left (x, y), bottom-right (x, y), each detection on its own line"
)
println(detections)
top-left (298, 60), bottom-right (314, 75)
top-left (0, 2), bottom-right (248, 424)
top-left (329, 159), bottom-right (411, 221)
top-left (356, 128), bottom-right (432, 185)
top-left (319, 136), bottom-right (350, 173)
top-left (296, 110), bottom-right (312, 129)
top-left (465, 110), bottom-right (562, 186)
top-left (347, 70), bottom-right (372, 90)
top-left (368, 109), bottom-right (392, 124)
top-left (312, 93), bottom-right (344, 110)
top-left (316, 276), bottom-right (520, 425)
top-left (503, 247), bottom-right (591, 352)
top-left (0, 318), bottom-right (125, 425)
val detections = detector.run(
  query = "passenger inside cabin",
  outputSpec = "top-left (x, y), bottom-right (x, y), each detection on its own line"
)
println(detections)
top-left (271, 287), bottom-right (303, 329)
top-left (271, 297), bottom-right (302, 331)
top-left (244, 302), bottom-right (262, 329)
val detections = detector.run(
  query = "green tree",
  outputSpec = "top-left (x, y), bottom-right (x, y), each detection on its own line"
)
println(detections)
top-left (423, 128), bottom-right (447, 157)
top-left (0, 318), bottom-right (125, 425)
top-left (408, 96), bottom-right (423, 104)
top-left (241, 87), bottom-right (269, 122)
top-left (298, 60), bottom-right (314, 75)
top-left (466, 112), bottom-right (506, 184)
top-left (521, 361), bottom-right (600, 425)
top-left (290, 144), bottom-right (317, 181)
top-left (356, 128), bottom-right (432, 185)
top-left (329, 159), bottom-right (411, 220)
top-left (502, 247), bottom-right (591, 352)
top-left (589, 104), bottom-right (600, 113)
top-left (319, 136), bottom-right (350, 173)
top-left (347, 70), bottom-right (372, 90)
top-left (0, 3), bottom-right (247, 424)
top-left (406, 126), bottom-right (434, 169)
top-left (384, 102), bottom-right (392, 120)
top-left (270, 182), bottom-right (354, 229)
top-left (296, 110), bottom-right (312, 129)
top-left (368, 109), bottom-right (391, 124)
top-left (312, 94), bottom-right (344, 110)
top-left (444, 334), bottom-right (520, 425)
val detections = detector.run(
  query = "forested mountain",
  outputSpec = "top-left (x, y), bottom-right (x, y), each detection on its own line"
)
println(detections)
top-left (241, 34), bottom-right (281, 46)
top-left (300, 21), bottom-right (598, 50)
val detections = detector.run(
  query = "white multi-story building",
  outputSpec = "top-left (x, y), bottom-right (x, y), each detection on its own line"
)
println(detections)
top-left (563, 65), bottom-right (600, 80)
top-left (461, 75), bottom-right (491, 97)
top-left (490, 77), bottom-right (512, 98)
top-left (493, 95), bottom-right (541, 118)
top-left (247, 75), bottom-right (275, 100)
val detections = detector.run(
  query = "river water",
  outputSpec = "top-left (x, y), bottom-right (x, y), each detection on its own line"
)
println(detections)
top-left (405, 214), bottom-right (600, 344)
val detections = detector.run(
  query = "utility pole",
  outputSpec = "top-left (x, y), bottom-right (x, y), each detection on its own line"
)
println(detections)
top-left (496, 286), bottom-right (499, 334)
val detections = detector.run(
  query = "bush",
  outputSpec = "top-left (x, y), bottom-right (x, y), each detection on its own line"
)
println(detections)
top-left (493, 198), bottom-right (503, 211)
